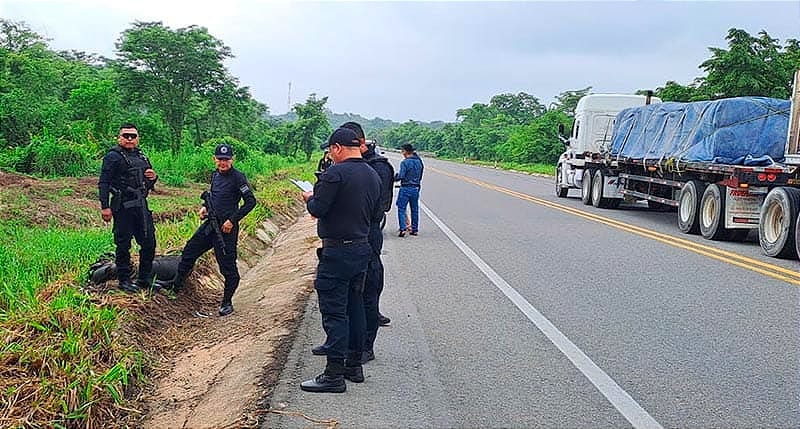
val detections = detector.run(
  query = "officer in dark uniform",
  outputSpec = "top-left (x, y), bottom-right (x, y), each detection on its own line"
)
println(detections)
top-left (342, 122), bottom-right (395, 363)
top-left (300, 128), bottom-right (380, 393)
top-left (173, 144), bottom-right (256, 316)
top-left (98, 123), bottom-right (158, 292)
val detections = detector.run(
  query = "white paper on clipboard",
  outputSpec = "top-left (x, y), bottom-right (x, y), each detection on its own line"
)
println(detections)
top-left (290, 179), bottom-right (314, 192)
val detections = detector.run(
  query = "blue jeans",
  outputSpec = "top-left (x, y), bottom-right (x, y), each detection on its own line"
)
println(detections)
top-left (397, 186), bottom-right (420, 232)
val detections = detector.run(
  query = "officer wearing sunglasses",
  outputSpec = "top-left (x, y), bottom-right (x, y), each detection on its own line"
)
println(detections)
top-left (98, 123), bottom-right (158, 293)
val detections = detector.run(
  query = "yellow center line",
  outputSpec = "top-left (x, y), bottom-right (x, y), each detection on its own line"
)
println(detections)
top-left (431, 166), bottom-right (800, 286)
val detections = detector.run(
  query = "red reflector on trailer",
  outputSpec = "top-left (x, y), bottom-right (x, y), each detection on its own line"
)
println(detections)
top-left (767, 173), bottom-right (777, 182)
top-left (758, 173), bottom-right (767, 181)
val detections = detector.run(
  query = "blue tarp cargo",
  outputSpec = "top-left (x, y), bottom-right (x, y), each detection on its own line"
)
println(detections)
top-left (610, 97), bottom-right (791, 165)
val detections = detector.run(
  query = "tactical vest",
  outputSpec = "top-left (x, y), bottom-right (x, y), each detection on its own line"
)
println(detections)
top-left (110, 146), bottom-right (152, 208)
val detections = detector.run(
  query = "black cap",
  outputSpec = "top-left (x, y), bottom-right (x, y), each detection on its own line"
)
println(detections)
top-left (214, 144), bottom-right (233, 159)
top-left (320, 128), bottom-right (361, 150)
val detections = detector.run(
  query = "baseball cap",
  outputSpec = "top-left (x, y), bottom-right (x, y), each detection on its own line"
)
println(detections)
top-left (214, 144), bottom-right (233, 159)
top-left (320, 127), bottom-right (361, 150)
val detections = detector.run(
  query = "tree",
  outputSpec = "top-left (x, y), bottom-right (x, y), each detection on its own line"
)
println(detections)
top-left (0, 19), bottom-right (48, 51)
top-left (115, 22), bottom-right (234, 154)
top-left (291, 94), bottom-right (330, 160)
top-left (489, 92), bottom-right (546, 125)
top-left (551, 87), bottom-right (592, 116)
top-left (699, 28), bottom-right (791, 99)
top-left (652, 81), bottom-right (695, 102)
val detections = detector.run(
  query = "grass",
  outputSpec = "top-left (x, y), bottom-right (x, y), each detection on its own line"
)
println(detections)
top-left (0, 153), bottom-right (318, 428)
top-left (444, 157), bottom-right (556, 176)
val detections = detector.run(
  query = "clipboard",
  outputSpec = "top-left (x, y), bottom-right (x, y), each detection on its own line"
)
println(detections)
top-left (290, 179), bottom-right (314, 192)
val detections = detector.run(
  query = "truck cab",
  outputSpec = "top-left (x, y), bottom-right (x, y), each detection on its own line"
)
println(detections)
top-left (556, 94), bottom-right (661, 197)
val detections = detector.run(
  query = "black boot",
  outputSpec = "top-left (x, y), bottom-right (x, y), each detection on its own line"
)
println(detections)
top-left (361, 349), bottom-right (375, 364)
top-left (344, 353), bottom-right (364, 383)
top-left (171, 272), bottom-right (187, 292)
top-left (311, 344), bottom-right (329, 356)
top-left (378, 313), bottom-right (391, 326)
top-left (219, 301), bottom-right (234, 316)
top-left (300, 360), bottom-right (346, 393)
top-left (136, 278), bottom-right (152, 291)
top-left (118, 279), bottom-right (139, 293)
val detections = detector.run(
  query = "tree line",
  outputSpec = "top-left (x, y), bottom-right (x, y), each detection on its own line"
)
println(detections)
top-left (0, 19), bottom-right (331, 178)
top-left (1, 22), bottom-right (798, 177)
top-left (376, 28), bottom-right (800, 166)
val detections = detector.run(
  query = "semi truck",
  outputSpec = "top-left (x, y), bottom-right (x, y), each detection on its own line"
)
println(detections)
top-left (555, 70), bottom-right (800, 259)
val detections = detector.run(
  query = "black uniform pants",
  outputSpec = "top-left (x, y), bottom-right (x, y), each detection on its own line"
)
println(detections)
top-left (315, 243), bottom-right (370, 371)
top-left (112, 206), bottom-right (156, 283)
top-left (177, 222), bottom-right (240, 303)
top-left (364, 222), bottom-right (385, 352)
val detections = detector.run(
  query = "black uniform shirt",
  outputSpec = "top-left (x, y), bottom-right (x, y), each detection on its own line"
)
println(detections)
top-left (98, 146), bottom-right (156, 209)
top-left (210, 167), bottom-right (256, 223)
top-left (363, 148), bottom-right (395, 222)
top-left (307, 158), bottom-right (381, 240)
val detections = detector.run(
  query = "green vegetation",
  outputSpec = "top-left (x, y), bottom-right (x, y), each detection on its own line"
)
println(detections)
top-left (0, 17), bottom-right (327, 427)
top-left (0, 158), bottom-right (317, 427)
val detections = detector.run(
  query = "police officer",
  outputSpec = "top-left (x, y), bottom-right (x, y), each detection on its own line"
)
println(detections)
top-left (98, 123), bottom-right (158, 292)
top-left (173, 144), bottom-right (256, 316)
top-left (342, 122), bottom-right (394, 363)
top-left (300, 128), bottom-right (380, 393)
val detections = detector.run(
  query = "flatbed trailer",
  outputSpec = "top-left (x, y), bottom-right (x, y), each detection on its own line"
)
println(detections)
top-left (556, 70), bottom-right (800, 259)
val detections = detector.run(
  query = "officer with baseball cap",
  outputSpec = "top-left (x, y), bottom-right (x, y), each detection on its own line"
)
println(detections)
top-left (173, 143), bottom-right (256, 316)
top-left (300, 127), bottom-right (380, 393)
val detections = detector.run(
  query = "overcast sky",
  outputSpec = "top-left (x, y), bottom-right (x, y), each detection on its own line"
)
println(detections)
top-left (2, 1), bottom-right (799, 122)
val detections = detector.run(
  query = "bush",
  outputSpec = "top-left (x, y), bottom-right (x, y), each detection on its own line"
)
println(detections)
top-left (4, 129), bottom-right (99, 177)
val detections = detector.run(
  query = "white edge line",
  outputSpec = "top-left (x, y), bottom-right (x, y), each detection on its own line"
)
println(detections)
top-left (420, 201), bottom-right (664, 429)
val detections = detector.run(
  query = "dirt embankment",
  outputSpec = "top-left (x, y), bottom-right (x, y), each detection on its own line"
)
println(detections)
top-left (136, 208), bottom-right (319, 429)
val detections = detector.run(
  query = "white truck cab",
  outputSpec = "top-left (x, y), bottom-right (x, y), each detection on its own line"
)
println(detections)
top-left (556, 94), bottom-right (661, 197)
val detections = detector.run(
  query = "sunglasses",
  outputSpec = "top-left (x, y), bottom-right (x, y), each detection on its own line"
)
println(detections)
top-left (120, 133), bottom-right (138, 140)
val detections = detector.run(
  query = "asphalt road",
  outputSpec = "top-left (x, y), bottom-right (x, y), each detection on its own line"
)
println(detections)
top-left (264, 154), bottom-right (799, 429)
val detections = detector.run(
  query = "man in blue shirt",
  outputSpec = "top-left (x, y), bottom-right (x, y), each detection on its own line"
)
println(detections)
top-left (395, 144), bottom-right (424, 237)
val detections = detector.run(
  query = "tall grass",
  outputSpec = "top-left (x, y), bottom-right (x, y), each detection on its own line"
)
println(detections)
top-left (0, 223), bottom-right (111, 312)
top-left (148, 147), bottom-right (306, 187)
top-left (0, 147), bottom-right (315, 427)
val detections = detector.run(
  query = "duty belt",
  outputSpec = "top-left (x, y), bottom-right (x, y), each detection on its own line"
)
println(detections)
top-left (321, 238), bottom-right (368, 248)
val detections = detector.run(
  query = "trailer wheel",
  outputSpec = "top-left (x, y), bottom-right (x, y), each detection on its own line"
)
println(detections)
top-left (795, 213), bottom-right (800, 260)
top-left (678, 180), bottom-right (706, 234)
top-left (555, 166), bottom-right (568, 198)
top-left (759, 187), bottom-right (800, 259)
top-left (699, 184), bottom-right (730, 240)
top-left (591, 169), bottom-right (618, 209)
top-left (581, 169), bottom-right (595, 205)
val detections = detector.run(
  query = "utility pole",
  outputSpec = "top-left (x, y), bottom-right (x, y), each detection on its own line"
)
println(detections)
top-left (287, 82), bottom-right (292, 113)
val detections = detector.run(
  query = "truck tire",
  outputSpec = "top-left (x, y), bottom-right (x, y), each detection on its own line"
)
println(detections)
top-left (699, 184), bottom-right (730, 240)
top-left (555, 166), bottom-right (568, 198)
top-left (759, 187), bottom-right (800, 259)
top-left (795, 213), bottom-right (800, 260)
top-left (678, 180), bottom-right (706, 234)
top-left (591, 169), bottom-right (619, 209)
top-left (581, 168), bottom-right (595, 205)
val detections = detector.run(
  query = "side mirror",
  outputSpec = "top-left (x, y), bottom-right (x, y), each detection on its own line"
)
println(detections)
top-left (557, 124), bottom-right (570, 145)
